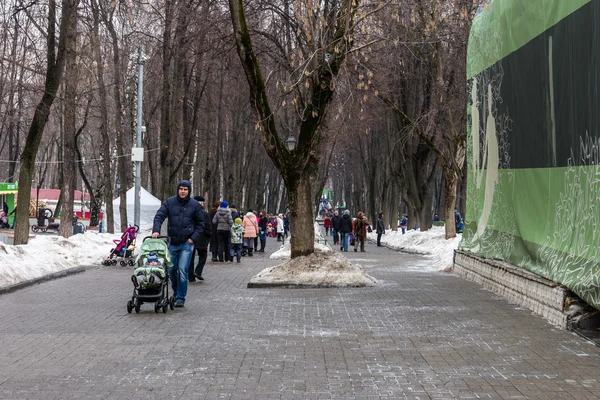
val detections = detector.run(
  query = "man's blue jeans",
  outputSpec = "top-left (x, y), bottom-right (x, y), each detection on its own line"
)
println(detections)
top-left (340, 233), bottom-right (348, 251)
top-left (168, 241), bottom-right (194, 303)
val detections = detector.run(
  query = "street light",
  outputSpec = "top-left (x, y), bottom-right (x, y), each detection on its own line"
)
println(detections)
top-left (286, 136), bottom-right (297, 151)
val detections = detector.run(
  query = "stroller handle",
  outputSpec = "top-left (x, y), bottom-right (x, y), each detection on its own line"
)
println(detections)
top-left (143, 235), bottom-right (170, 244)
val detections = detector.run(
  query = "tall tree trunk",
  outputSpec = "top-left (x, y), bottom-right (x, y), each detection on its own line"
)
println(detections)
top-left (59, 7), bottom-right (79, 238)
top-left (287, 175), bottom-right (314, 257)
top-left (14, 0), bottom-right (77, 245)
top-left (159, 0), bottom-right (174, 201)
top-left (91, 0), bottom-right (114, 233)
top-left (102, 6), bottom-right (128, 231)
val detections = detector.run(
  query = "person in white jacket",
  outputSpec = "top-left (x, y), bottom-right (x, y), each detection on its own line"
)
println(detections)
top-left (276, 214), bottom-right (284, 242)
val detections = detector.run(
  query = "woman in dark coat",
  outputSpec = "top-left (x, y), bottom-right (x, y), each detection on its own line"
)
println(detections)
top-left (376, 213), bottom-right (385, 247)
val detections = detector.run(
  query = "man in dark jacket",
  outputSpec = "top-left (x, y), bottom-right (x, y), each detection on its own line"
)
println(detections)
top-left (188, 195), bottom-right (212, 282)
top-left (338, 210), bottom-right (352, 252)
top-left (376, 213), bottom-right (385, 247)
top-left (331, 211), bottom-right (342, 245)
top-left (152, 180), bottom-right (204, 308)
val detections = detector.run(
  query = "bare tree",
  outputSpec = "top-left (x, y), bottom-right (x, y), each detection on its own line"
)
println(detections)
top-left (14, 0), bottom-right (79, 245)
top-left (229, 0), bottom-right (360, 257)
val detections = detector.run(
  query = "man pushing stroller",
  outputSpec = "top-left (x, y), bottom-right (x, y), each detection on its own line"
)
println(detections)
top-left (152, 180), bottom-right (204, 308)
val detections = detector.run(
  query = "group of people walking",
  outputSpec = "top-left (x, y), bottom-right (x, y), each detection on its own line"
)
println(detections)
top-left (325, 210), bottom-right (371, 252)
top-left (151, 180), bottom-right (282, 308)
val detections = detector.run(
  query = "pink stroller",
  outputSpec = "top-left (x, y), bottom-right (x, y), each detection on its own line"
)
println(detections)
top-left (103, 225), bottom-right (138, 266)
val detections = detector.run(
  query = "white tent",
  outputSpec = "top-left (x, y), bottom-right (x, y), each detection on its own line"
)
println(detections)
top-left (113, 187), bottom-right (162, 232)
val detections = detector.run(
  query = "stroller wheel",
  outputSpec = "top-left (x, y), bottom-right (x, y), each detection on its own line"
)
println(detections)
top-left (134, 300), bottom-right (141, 313)
top-left (128, 259), bottom-right (135, 266)
top-left (169, 296), bottom-right (175, 310)
top-left (127, 300), bottom-right (133, 313)
top-left (162, 301), bottom-right (168, 313)
top-left (154, 301), bottom-right (160, 313)
top-left (111, 259), bottom-right (117, 266)
top-left (120, 260), bottom-right (127, 267)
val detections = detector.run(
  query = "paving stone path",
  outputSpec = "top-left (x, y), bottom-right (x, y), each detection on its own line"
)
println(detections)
top-left (1, 237), bottom-right (599, 399)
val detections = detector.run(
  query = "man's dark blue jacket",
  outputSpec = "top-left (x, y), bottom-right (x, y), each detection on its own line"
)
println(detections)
top-left (152, 180), bottom-right (204, 245)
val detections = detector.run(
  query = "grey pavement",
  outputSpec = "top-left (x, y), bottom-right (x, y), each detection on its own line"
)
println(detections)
top-left (1, 237), bottom-right (600, 400)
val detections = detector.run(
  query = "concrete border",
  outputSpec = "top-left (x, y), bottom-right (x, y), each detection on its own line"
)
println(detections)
top-left (0, 265), bottom-right (98, 296)
top-left (453, 250), bottom-right (569, 327)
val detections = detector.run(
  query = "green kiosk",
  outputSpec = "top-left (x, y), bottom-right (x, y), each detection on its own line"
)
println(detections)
top-left (0, 182), bottom-right (18, 227)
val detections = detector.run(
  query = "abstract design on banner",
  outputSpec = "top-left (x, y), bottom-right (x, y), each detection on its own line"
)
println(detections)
top-left (460, 0), bottom-right (600, 310)
top-left (462, 35), bottom-right (515, 260)
top-left (537, 135), bottom-right (600, 301)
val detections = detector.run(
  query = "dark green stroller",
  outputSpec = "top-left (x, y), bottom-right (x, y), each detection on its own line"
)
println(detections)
top-left (127, 236), bottom-right (175, 313)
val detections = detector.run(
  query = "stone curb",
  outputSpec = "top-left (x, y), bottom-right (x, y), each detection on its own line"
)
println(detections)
top-left (0, 264), bottom-right (98, 296)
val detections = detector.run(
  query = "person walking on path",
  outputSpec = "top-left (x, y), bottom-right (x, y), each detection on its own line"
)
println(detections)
top-left (353, 211), bottom-right (369, 252)
top-left (283, 214), bottom-right (290, 239)
top-left (323, 215), bottom-right (331, 236)
top-left (276, 214), bottom-right (284, 242)
top-left (400, 215), bottom-right (408, 234)
top-left (242, 209), bottom-right (259, 257)
top-left (213, 201), bottom-right (233, 262)
top-left (376, 213), bottom-right (385, 247)
top-left (257, 210), bottom-right (268, 252)
top-left (338, 210), bottom-right (352, 252)
top-left (209, 200), bottom-right (220, 261)
top-left (152, 180), bottom-right (204, 308)
top-left (331, 211), bottom-right (341, 245)
top-left (188, 196), bottom-right (212, 281)
top-left (230, 218), bottom-right (244, 262)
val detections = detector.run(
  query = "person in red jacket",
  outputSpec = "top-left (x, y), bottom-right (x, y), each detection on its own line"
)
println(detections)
top-left (323, 215), bottom-right (331, 236)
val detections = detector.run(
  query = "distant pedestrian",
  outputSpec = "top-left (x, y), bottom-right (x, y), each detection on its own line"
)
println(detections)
top-left (242, 209), bottom-right (258, 257)
top-left (400, 215), bottom-right (408, 234)
top-left (339, 210), bottom-right (352, 252)
top-left (376, 213), bottom-right (385, 247)
top-left (323, 215), bottom-right (331, 236)
top-left (209, 200), bottom-right (220, 261)
top-left (230, 218), bottom-right (244, 262)
top-left (353, 211), bottom-right (368, 252)
top-left (188, 196), bottom-right (212, 282)
top-left (152, 180), bottom-right (204, 308)
top-left (331, 211), bottom-right (341, 245)
top-left (257, 210), bottom-right (268, 252)
top-left (454, 209), bottom-right (464, 233)
top-left (283, 214), bottom-right (290, 239)
top-left (276, 214), bottom-right (284, 242)
top-left (213, 201), bottom-right (233, 262)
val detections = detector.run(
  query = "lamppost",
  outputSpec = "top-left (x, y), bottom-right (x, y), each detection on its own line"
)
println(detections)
top-left (286, 136), bottom-right (297, 151)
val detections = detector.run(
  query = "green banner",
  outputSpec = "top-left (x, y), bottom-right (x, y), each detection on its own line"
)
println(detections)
top-left (462, 0), bottom-right (600, 310)
top-left (467, 0), bottom-right (589, 78)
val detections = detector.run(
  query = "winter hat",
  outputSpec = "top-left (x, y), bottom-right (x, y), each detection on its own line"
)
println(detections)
top-left (344, 210), bottom-right (350, 215)
top-left (235, 217), bottom-right (242, 224)
top-left (194, 195), bottom-right (205, 202)
top-left (230, 204), bottom-right (236, 209)
top-left (220, 201), bottom-right (229, 208)
top-left (378, 213), bottom-right (383, 218)
top-left (177, 180), bottom-right (191, 192)
top-left (147, 252), bottom-right (159, 264)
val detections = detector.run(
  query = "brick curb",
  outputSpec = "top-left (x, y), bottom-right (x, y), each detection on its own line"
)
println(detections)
top-left (0, 264), bottom-right (97, 296)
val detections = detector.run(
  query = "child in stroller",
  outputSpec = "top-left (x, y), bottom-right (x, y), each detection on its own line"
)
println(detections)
top-left (127, 236), bottom-right (175, 313)
top-left (103, 225), bottom-right (138, 266)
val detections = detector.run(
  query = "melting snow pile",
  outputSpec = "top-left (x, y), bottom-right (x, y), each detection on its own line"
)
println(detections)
top-left (251, 250), bottom-right (379, 288)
